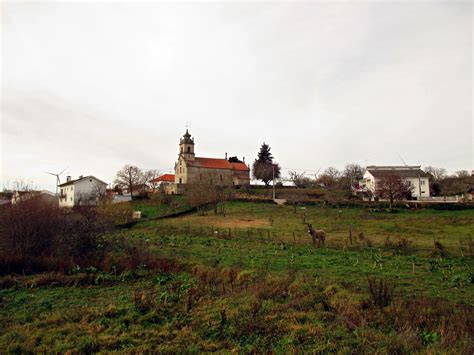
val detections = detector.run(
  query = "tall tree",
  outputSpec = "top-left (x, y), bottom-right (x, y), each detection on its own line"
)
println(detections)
top-left (252, 142), bottom-right (281, 186)
top-left (375, 174), bottom-right (413, 211)
top-left (114, 165), bottom-right (143, 198)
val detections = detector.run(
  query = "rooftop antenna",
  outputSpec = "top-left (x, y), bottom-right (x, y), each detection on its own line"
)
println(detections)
top-left (398, 154), bottom-right (408, 167)
top-left (185, 121), bottom-right (191, 131)
top-left (45, 167), bottom-right (67, 195)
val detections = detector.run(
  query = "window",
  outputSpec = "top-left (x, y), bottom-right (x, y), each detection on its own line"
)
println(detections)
top-left (179, 178), bottom-right (182, 184)
top-left (61, 188), bottom-right (64, 195)
top-left (220, 175), bottom-right (223, 182)
top-left (187, 146), bottom-right (191, 153)
top-left (70, 197), bottom-right (73, 201)
top-left (421, 180), bottom-right (425, 185)
top-left (210, 179), bottom-right (213, 185)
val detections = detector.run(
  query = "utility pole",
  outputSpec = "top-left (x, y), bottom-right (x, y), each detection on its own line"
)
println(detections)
top-left (272, 164), bottom-right (276, 200)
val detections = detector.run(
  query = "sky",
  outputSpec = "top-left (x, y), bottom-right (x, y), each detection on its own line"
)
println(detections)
top-left (1, 1), bottom-right (472, 191)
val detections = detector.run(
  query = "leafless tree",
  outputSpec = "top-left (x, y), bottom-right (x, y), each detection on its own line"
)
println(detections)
top-left (316, 167), bottom-right (340, 188)
top-left (289, 171), bottom-right (304, 187)
top-left (375, 174), bottom-right (413, 211)
top-left (144, 169), bottom-right (161, 192)
top-left (424, 166), bottom-right (447, 182)
top-left (114, 164), bottom-right (144, 198)
top-left (343, 163), bottom-right (364, 185)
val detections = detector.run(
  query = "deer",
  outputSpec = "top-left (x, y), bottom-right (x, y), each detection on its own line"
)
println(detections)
top-left (306, 223), bottom-right (326, 246)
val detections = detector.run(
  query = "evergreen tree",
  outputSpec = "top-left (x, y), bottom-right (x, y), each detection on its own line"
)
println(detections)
top-left (252, 142), bottom-right (281, 186)
top-left (256, 142), bottom-right (273, 163)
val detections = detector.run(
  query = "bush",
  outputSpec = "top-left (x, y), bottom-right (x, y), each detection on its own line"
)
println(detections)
top-left (0, 198), bottom-right (109, 275)
top-left (384, 237), bottom-right (412, 251)
top-left (367, 276), bottom-right (396, 307)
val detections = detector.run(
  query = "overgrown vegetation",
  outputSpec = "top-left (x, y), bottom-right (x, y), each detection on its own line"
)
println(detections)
top-left (0, 199), bottom-right (473, 352)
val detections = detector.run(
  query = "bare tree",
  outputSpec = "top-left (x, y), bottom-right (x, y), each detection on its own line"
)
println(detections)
top-left (289, 171), bottom-right (304, 187)
top-left (343, 163), bottom-right (364, 185)
top-left (316, 167), bottom-right (340, 188)
top-left (289, 171), bottom-right (315, 188)
top-left (424, 166), bottom-right (447, 182)
top-left (375, 174), bottom-right (413, 211)
top-left (144, 169), bottom-right (161, 192)
top-left (114, 165), bottom-right (144, 198)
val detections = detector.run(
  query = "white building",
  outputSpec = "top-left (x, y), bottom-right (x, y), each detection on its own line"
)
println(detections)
top-left (360, 166), bottom-right (430, 200)
top-left (58, 175), bottom-right (108, 207)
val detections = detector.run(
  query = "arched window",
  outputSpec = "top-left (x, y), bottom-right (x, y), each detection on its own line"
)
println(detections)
top-left (179, 178), bottom-right (182, 184)
top-left (187, 146), bottom-right (191, 153)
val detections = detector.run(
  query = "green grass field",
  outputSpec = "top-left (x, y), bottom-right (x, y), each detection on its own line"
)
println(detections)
top-left (1, 200), bottom-right (473, 352)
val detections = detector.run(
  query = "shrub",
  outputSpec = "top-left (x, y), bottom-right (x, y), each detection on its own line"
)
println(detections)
top-left (367, 276), bottom-right (396, 307)
top-left (0, 198), bottom-right (110, 275)
top-left (384, 237), bottom-right (412, 251)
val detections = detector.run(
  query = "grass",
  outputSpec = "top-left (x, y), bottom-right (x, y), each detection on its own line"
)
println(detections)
top-left (1, 200), bottom-right (473, 352)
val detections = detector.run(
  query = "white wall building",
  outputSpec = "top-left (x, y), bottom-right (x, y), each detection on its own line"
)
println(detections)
top-left (360, 166), bottom-right (430, 200)
top-left (58, 175), bottom-right (108, 207)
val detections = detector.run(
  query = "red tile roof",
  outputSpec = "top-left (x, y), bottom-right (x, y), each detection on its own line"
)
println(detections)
top-left (151, 174), bottom-right (175, 183)
top-left (234, 171), bottom-right (251, 180)
top-left (187, 157), bottom-right (249, 171)
top-left (230, 162), bottom-right (250, 171)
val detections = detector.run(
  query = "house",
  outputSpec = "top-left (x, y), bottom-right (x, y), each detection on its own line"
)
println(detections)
top-left (58, 175), bottom-right (108, 207)
top-left (360, 166), bottom-right (430, 200)
top-left (11, 190), bottom-right (58, 205)
top-left (151, 173), bottom-right (175, 186)
top-left (172, 130), bottom-right (250, 193)
top-left (150, 174), bottom-right (175, 193)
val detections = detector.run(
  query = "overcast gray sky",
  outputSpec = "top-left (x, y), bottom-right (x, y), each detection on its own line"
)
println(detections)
top-left (1, 1), bottom-right (472, 191)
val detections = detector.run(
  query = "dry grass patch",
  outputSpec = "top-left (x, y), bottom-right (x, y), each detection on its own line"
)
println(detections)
top-left (175, 216), bottom-right (271, 229)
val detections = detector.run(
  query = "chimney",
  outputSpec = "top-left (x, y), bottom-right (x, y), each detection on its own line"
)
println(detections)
top-left (225, 152), bottom-right (228, 160)
top-left (243, 156), bottom-right (245, 163)
top-left (66, 176), bottom-right (71, 182)
top-left (79, 175), bottom-right (83, 179)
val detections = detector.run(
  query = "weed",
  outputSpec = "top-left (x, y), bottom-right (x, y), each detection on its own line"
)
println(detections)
top-left (367, 276), bottom-right (396, 307)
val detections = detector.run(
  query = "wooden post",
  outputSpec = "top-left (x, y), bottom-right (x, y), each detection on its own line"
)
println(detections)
top-left (349, 225), bottom-right (353, 245)
top-left (293, 231), bottom-right (296, 243)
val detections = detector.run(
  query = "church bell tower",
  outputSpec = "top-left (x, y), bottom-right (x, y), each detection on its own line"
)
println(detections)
top-left (179, 129), bottom-right (195, 161)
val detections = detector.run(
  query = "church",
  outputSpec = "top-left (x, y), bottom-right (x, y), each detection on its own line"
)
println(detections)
top-left (171, 130), bottom-right (250, 193)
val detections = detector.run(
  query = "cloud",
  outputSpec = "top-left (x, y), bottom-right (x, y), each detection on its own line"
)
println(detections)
top-left (1, 1), bottom-right (472, 190)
